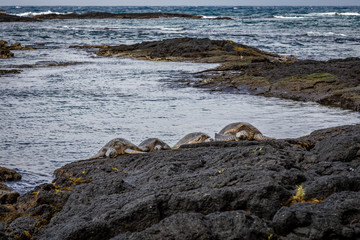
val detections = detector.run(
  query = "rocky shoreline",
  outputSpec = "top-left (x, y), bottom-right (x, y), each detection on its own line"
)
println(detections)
top-left (1, 36), bottom-right (359, 239)
top-left (0, 13), bottom-right (38, 22)
top-left (76, 37), bottom-right (359, 112)
top-left (0, 12), bottom-right (232, 22)
top-left (1, 124), bottom-right (359, 239)
top-left (2, 35), bottom-right (359, 111)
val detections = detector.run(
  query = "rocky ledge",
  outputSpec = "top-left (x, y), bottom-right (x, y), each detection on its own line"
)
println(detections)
top-left (90, 37), bottom-right (291, 63)
top-left (32, 12), bottom-right (232, 20)
top-left (194, 57), bottom-right (360, 112)
top-left (0, 167), bottom-right (21, 221)
top-left (0, 13), bottom-right (38, 22)
top-left (0, 12), bottom-right (232, 22)
top-left (72, 37), bottom-right (359, 111)
top-left (1, 124), bottom-right (359, 239)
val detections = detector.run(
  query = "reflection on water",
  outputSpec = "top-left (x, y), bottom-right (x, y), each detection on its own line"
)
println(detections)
top-left (1, 48), bottom-right (360, 193)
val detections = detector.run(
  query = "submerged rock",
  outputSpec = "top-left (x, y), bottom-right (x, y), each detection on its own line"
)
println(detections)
top-left (0, 69), bottom-right (22, 76)
top-left (0, 40), bottom-right (35, 59)
top-left (0, 41), bottom-right (14, 59)
top-left (1, 124), bottom-right (359, 239)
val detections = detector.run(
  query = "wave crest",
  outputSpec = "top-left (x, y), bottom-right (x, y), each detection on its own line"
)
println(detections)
top-left (14, 10), bottom-right (71, 17)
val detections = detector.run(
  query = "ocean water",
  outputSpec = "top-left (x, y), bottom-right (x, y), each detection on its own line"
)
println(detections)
top-left (1, 6), bottom-right (360, 193)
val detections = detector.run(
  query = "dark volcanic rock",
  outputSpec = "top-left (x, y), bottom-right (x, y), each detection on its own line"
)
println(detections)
top-left (0, 168), bottom-right (21, 225)
top-left (2, 124), bottom-right (360, 239)
top-left (272, 191), bottom-right (360, 239)
top-left (93, 37), bottom-right (286, 63)
top-left (194, 57), bottom-right (360, 111)
top-left (0, 13), bottom-right (38, 22)
top-left (0, 40), bottom-right (35, 59)
top-left (0, 69), bottom-right (22, 76)
top-left (0, 167), bottom-right (21, 182)
top-left (0, 41), bottom-right (14, 59)
top-left (34, 12), bottom-right (203, 20)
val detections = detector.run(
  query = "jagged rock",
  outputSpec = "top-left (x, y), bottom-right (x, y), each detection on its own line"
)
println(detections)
top-left (0, 13), bottom-right (38, 22)
top-left (0, 167), bottom-right (21, 182)
top-left (0, 40), bottom-right (14, 59)
top-left (0, 191), bottom-right (19, 205)
top-left (195, 57), bottom-right (360, 111)
top-left (272, 191), bottom-right (360, 239)
top-left (0, 40), bottom-right (34, 59)
top-left (94, 37), bottom-right (284, 63)
top-left (1, 124), bottom-right (358, 239)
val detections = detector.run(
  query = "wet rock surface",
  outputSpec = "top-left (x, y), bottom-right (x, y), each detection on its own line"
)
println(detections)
top-left (0, 40), bottom-right (35, 59)
top-left (0, 167), bottom-right (21, 182)
top-left (1, 12), bottom-right (233, 22)
top-left (0, 41), bottom-right (14, 59)
top-left (194, 57), bottom-right (360, 111)
top-left (0, 168), bottom-right (21, 225)
top-left (0, 13), bottom-right (38, 22)
top-left (0, 69), bottom-right (22, 77)
top-left (92, 37), bottom-right (286, 63)
top-left (1, 124), bottom-right (359, 239)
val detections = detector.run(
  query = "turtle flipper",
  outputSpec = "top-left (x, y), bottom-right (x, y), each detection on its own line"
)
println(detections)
top-left (254, 133), bottom-right (275, 140)
top-left (139, 146), bottom-right (150, 152)
top-left (86, 151), bottom-right (106, 160)
top-left (215, 133), bottom-right (237, 142)
top-left (124, 148), bottom-right (144, 154)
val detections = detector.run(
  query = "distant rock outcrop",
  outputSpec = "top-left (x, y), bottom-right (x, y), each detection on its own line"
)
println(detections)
top-left (0, 13), bottom-right (38, 22)
top-left (33, 12), bottom-right (203, 20)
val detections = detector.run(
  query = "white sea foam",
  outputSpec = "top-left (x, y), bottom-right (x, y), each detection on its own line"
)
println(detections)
top-left (307, 31), bottom-right (347, 37)
top-left (309, 12), bottom-right (360, 17)
top-left (273, 15), bottom-right (305, 19)
top-left (159, 27), bottom-right (184, 32)
top-left (202, 15), bottom-right (218, 19)
top-left (15, 10), bottom-right (71, 17)
top-left (340, 12), bottom-right (360, 16)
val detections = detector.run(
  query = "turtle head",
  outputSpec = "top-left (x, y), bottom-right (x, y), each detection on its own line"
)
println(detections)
top-left (154, 145), bottom-right (162, 151)
top-left (236, 130), bottom-right (249, 140)
top-left (105, 148), bottom-right (118, 158)
top-left (197, 134), bottom-right (213, 143)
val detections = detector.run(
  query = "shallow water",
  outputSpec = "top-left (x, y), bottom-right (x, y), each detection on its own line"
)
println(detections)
top-left (1, 48), bottom-right (360, 193)
top-left (1, 6), bottom-right (360, 193)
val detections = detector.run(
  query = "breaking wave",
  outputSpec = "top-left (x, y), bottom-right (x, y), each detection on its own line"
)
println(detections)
top-left (14, 10), bottom-right (71, 17)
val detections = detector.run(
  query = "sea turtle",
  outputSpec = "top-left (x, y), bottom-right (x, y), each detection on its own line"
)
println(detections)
top-left (138, 138), bottom-right (171, 152)
top-left (87, 138), bottom-right (143, 160)
top-left (173, 132), bottom-right (213, 149)
top-left (215, 122), bottom-right (275, 141)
